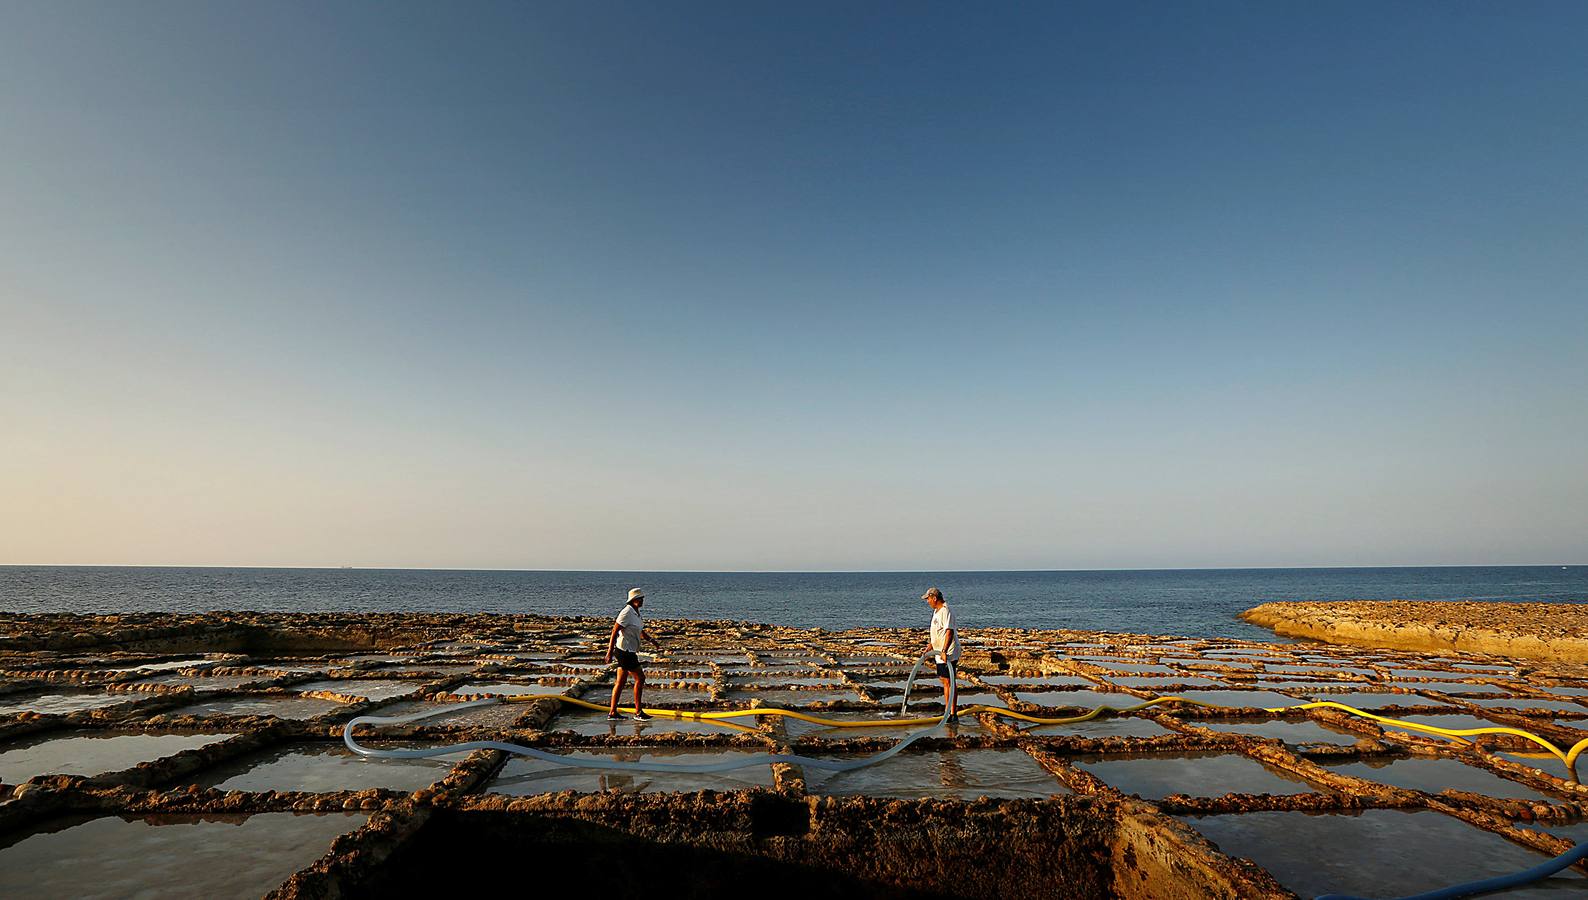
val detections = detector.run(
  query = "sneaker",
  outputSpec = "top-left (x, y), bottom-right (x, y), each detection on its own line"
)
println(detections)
top-left (632, 711), bottom-right (653, 721)
top-left (606, 712), bottom-right (624, 720)
top-left (947, 714), bottom-right (960, 724)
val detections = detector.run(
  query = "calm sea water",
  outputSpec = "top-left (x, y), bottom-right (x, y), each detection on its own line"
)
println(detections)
top-left (1, 566), bottom-right (1583, 642)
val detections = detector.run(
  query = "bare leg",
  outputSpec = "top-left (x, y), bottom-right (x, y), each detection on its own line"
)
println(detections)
top-left (631, 670), bottom-right (646, 713)
top-left (609, 669), bottom-right (629, 715)
top-left (940, 676), bottom-right (955, 718)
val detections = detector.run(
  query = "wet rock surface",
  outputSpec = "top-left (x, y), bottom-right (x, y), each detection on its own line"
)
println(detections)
top-left (0, 611), bottom-right (1583, 898)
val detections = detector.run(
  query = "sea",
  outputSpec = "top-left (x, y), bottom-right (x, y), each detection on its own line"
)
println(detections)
top-left (1, 566), bottom-right (1583, 642)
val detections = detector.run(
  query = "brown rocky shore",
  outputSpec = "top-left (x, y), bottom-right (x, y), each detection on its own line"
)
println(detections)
top-left (1242, 601), bottom-right (1588, 663)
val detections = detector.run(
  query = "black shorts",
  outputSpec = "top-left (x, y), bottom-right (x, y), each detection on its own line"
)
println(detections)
top-left (614, 649), bottom-right (642, 673)
top-left (934, 662), bottom-right (955, 678)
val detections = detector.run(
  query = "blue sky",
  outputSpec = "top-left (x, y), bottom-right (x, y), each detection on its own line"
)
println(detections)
top-left (2, 3), bottom-right (1584, 569)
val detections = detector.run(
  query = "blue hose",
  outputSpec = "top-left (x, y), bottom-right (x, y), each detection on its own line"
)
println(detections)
top-left (1316, 838), bottom-right (1588, 900)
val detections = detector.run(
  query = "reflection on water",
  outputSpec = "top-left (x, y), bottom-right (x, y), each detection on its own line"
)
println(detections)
top-left (1320, 757), bottom-right (1559, 802)
top-left (1104, 675), bottom-right (1221, 689)
top-left (1196, 719), bottom-right (1363, 746)
top-left (1498, 752), bottom-right (1574, 780)
top-left (1014, 689), bottom-right (1139, 709)
top-left (367, 698), bottom-right (524, 728)
top-left (1167, 690), bottom-right (1301, 709)
top-left (0, 811), bottom-right (368, 899)
top-left (0, 692), bottom-right (132, 716)
top-left (167, 696), bottom-right (346, 721)
top-left (980, 674), bottom-right (1097, 687)
top-left (1076, 751), bottom-right (1319, 799)
top-left (488, 748), bottom-right (775, 795)
top-left (806, 749), bottom-right (1067, 800)
top-left (779, 709), bottom-right (940, 739)
top-left (133, 674), bottom-right (264, 691)
top-left (1022, 716), bottom-right (1173, 738)
top-left (1304, 692), bottom-right (1450, 710)
top-left (1181, 810), bottom-right (1584, 899)
top-left (187, 742), bottom-right (464, 793)
top-left (723, 689), bottom-right (858, 705)
top-left (1462, 696), bottom-right (1588, 714)
top-left (0, 731), bottom-right (235, 784)
top-left (553, 709), bottom-right (753, 737)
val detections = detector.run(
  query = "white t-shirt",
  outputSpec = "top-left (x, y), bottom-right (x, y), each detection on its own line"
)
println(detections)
top-left (930, 605), bottom-right (960, 663)
top-left (615, 604), bottom-right (643, 652)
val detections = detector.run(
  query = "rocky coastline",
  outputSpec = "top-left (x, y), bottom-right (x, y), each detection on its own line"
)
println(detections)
top-left (1242, 600), bottom-right (1588, 663)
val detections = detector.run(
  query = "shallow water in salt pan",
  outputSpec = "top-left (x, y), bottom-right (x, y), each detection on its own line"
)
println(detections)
top-left (1306, 692), bottom-right (1449, 710)
top-left (1379, 667), bottom-right (1470, 679)
top-left (1166, 690), bottom-right (1300, 709)
top-left (450, 681), bottom-right (549, 696)
top-left (0, 731), bottom-right (235, 784)
top-left (1023, 716), bottom-right (1175, 738)
top-left (1267, 664), bottom-right (1377, 677)
top-left (1078, 661), bottom-right (1176, 675)
top-left (1181, 810), bottom-right (1583, 900)
top-left (380, 663), bottom-right (477, 675)
top-left (724, 688), bottom-right (858, 705)
top-left (0, 691), bottom-right (134, 716)
top-left (980, 674), bottom-right (1096, 687)
top-left (167, 696), bottom-right (346, 721)
top-left (188, 742), bottom-right (463, 793)
top-left (1103, 675), bottom-right (1222, 689)
top-left (488, 747), bottom-right (775, 794)
top-left (1320, 757), bottom-right (1558, 801)
top-left (1462, 696), bottom-right (1587, 713)
top-left (1014, 689), bottom-right (1140, 709)
top-left (0, 811), bottom-right (368, 899)
top-left (1195, 719), bottom-right (1364, 746)
top-left (133, 674), bottom-right (266, 691)
top-left (1529, 819), bottom-right (1588, 843)
top-left (368, 698), bottom-right (525, 728)
top-left (805, 749), bottom-right (1066, 799)
top-left (1383, 681), bottom-right (1510, 696)
top-left (729, 675), bottom-right (842, 687)
top-left (553, 708), bottom-right (753, 736)
top-left (1496, 752), bottom-right (1576, 781)
top-left (1076, 751), bottom-right (1319, 799)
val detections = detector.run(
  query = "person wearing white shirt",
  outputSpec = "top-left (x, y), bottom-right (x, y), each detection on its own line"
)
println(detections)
top-left (605, 588), bottom-right (661, 720)
top-left (922, 587), bottom-right (961, 723)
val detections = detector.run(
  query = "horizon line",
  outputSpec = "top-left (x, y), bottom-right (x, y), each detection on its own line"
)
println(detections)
top-left (2, 562), bottom-right (1582, 575)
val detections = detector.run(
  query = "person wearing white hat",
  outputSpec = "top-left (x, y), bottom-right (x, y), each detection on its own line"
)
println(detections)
top-left (921, 587), bottom-right (961, 723)
top-left (605, 588), bottom-right (660, 719)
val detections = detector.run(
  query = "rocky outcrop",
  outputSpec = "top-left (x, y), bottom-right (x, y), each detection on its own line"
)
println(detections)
top-left (1240, 601), bottom-right (1588, 662)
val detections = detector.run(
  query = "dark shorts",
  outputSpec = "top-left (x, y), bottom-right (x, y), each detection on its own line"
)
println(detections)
top-left (614, 649), bottom-right (643, 673)
top-left (935, 662), bottom-right (954, 678)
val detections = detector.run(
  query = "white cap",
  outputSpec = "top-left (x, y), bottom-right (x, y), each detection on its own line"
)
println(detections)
top-left (628, 588), bottom-right (645, 602)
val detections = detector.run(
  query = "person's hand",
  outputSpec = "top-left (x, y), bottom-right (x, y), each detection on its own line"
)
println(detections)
top-left (604, 652), bottom-right (612, 665)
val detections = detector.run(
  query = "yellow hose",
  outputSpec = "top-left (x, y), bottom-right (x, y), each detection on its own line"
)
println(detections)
top-left (474, 691), bottom-right (1588, 781)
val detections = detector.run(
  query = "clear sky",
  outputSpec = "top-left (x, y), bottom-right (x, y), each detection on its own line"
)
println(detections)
top-left (2, 2), bottom-right (1585, 570)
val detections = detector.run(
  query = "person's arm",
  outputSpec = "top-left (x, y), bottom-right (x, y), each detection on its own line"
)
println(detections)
top-left (641, 627), bottom-right (663, 650)
top-left (605, 621), bottom-right (621, 664)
